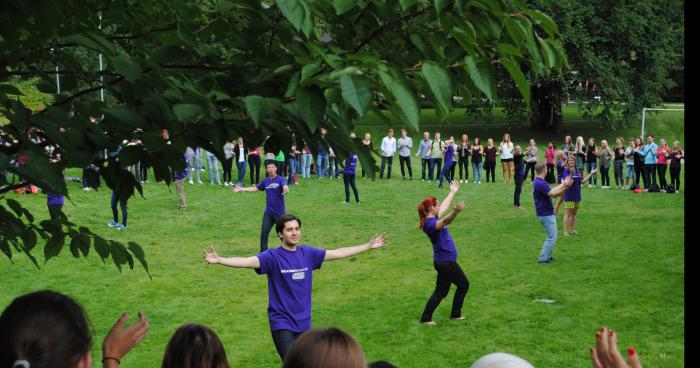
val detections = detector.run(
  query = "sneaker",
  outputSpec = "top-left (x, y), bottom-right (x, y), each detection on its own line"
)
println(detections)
top-left (478, 181), bottom-right (481, 184)
top-left (107, 221), bottom-right (119, 228)
top-left (116, 224), bottom-right (126, 230)
top-left (421, 321), bottom-right (437, 326)
top-left (571, 231), bottom-right (578, 235)
top-left (409, 177), bottom-right (413, 180)
top-left (450, 316), bottom-right (467, 320)
top-left (198, 180), bottom-right (203, 184)
top-left (189, 180), bottom-right (194, 184)
top-left (538, 260), bottom-right (551, 264)
top-left (588, 184), bottom-right (592, 188)
top-left (422, 179), bottom-right (425, 182)
top-left (460, 180), bottom-right (464, 183)
top-left (465, 180), bottom-right (469, 184)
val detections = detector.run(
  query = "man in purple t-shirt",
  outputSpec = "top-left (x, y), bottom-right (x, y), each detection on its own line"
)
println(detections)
top-left (233, 161), bottom-right (290, 251)
top-left (532, 162), bottom-right (573, 264)
top-left (203, 214), bottom-right (388, 361)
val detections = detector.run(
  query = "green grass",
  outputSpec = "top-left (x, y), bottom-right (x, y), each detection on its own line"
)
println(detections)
top-left (0, 110), bottom-right (684, 367)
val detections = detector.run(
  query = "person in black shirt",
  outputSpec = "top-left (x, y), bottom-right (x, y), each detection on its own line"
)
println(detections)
top-left (613, 138), bottom-right (626, 189)
top-left (585, 137), bottom-right (598, 188)
top-left (513, 146), bottom-right (526, 208)
top-left (457, 134), bottom-right (471, 183)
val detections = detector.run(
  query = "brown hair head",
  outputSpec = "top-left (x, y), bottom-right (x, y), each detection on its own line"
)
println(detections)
top-left (162, 324), bottom-right (229, 368)
top-left (283, 328), bottom-right (365, 368)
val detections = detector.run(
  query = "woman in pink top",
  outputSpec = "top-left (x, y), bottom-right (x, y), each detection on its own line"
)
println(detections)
top-left (656, 138), bottom-right (670, 189)
top-left (545, 142), bottom-right (557, 183)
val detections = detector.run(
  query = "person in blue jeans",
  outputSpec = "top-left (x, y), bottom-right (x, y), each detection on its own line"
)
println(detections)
top-left (232, 162), bottom-right (290, 251)
top-left (532, 162), bottom-right (573, 264)
top-left (205, 150), bottom-right (222, 185)
top-left (642, 134), bottom-right (658, 188)
top-left (202, 213), bottom-right (388, 361)
top-left (317, 128), bottom-right (329, 179)
top-left (233, 137), bottom-right (248, 186)
top-left (471, 138), bottom-right (483, 184)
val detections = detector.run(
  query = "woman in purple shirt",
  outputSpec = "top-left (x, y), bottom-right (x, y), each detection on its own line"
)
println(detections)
top-left (203, 214), bottom-right (388, 361)
top-left (343, 151), bottom-right (360, 203)
top-left (417, 180), bottom-right (468, 325)
top-left (555, 155), bottom-right (597, 236)
top-left (438, 138), bottom-right (455, 189)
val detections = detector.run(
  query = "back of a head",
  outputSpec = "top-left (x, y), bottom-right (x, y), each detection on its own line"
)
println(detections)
top-left (283, 328), bottom-right (366, 368)
top-left (368, 360), bottom-right (397, 368)
top-left (0, 290), bottom-right (92, 368)
top-left (162, 324), bottom-right (229, 368)
top-left (469, 353), bottom-right (534, 368)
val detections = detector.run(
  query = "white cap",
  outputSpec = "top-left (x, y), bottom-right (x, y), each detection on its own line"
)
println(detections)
top-left (469, 353), bottom-right (534, 368)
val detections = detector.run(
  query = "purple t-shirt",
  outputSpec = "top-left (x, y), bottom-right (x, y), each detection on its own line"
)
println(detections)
top-left (423, 217), bottom-right (458, 262)
top-left (256, 175), bottom-right (287, 216)
top-left (444, 145), bottom-right (455, 167)
top-left (343, 153), bottom-right (357, 175)
top-left (562, 167), bottom-right (582, 202)
top-left (255, 245), bottom-right (327, 333)
top-left (532, 177), bottom-right (554, 217)
top-left (47, 193), bottom-right (64, 206)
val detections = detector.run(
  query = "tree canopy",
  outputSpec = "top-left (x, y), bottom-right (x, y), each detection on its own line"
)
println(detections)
top-left (0, 0), bottom-right (567, 270)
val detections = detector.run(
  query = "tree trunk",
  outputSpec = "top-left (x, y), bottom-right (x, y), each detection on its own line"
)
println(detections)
top-left (530, 80), bottom-right (564, 133)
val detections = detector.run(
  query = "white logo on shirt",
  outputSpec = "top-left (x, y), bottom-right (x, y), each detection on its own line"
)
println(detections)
top-left (292, 272), bottom-right (305, 280)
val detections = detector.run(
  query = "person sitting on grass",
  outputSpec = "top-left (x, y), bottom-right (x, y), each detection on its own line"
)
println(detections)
top-left (0, 290), bottom-right (148, 368)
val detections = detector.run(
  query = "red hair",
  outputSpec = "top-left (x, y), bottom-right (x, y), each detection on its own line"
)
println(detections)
top-left (418, 197), bottom-right (438, 229)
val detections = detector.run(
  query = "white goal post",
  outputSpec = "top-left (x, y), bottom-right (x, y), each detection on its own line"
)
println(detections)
top-left (641, 107), bottom-right (684, 138)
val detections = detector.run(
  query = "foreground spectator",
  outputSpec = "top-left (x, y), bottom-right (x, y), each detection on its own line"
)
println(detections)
top-left (469, 352), bottom-right (534, 368)
top-left (0, 290), bottom-right (148, 368)
top-left (161, 323), bottom-right (230, 368)
top-left (283, 327), bottom-right (366, 368)
top-left (590, 327), bottom-right (642, 368)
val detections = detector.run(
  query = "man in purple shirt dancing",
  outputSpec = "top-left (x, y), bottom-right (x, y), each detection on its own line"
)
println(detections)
top-left (203, 214), bottom-right (388, 361)
top-left (233, 161), bottom-right (290, 251)
top-left (532, 162), bottom-right (573, 264)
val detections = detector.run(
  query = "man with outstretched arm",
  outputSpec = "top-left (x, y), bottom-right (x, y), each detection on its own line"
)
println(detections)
top-left (232, 161), bottom-right (290, 251)
top-left (532, 161), bottom-right (573, 264)
top-left (202, 213), bottom-right (388, 361)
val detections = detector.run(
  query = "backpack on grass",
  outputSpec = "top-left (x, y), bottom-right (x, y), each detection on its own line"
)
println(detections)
top-left (647, 184), bottom-right (660, 192)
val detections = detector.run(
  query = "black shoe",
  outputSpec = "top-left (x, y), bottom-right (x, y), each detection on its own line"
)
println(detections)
top-left (538, 259), bottom-right (551, 264)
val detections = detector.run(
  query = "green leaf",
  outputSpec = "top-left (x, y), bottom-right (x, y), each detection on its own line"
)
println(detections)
top-left (44, 233), bottom-right (66, 262)
top-left (102, 106), bottom-right (147, 128)
top-left (500, 57), bottom-right (530, 104)
top-left (504, 16), bottom-right (526, 48)
top-left (537, 36), bottom-right (556, 69)
top-left (13, 149), bottom-right (66, 195)
top-left (112, 56), bottom-right (142, 81)
top-left (333, 0), bottom-right (356, 15)
top-left (300, 63), bottom-right (321, 84)
top-left (438, 12), bottom-right (454, 33)
top-left (296, 86), bottom-right (326, 133)
top-left (69, 236), bottom-right (81, 258)
top-left (128, 242), bottom-right (150, 276)
top-left (6, 199), bottom-right (23, 217)
top-left (527, 9), bottom-right (559, 36)
top-left (276, 0), bottom-right (305, 33)
top-left (0, 84), bottom-right (24, 96)
top-left (173, 103), bottom-right (204, 123)
top-left (378, 71), bottom-right (421, 132)
top-left (465, 56), bottom-right (496, 100)
top-left (339, 74), bottom-right (372, 117)
top-left (244, 96), bottom-right (282, 128)
top-left (399, 0), bottom-right (418, 10)
top-left (0, 152), bottom-right (9, 171)
top-left (421, 61), bottom-right (454, 116)
top-left (94, 236), bottom-right (110, 262)
top-left (435, 0), bottom-right (453, 14)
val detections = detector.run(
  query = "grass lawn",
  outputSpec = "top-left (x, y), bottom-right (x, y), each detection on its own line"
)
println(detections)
top-left (0, 109), bottom-right (684, 367)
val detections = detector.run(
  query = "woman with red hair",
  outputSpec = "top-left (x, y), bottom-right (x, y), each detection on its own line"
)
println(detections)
top-left (417, 180), bottom-right (469, 325)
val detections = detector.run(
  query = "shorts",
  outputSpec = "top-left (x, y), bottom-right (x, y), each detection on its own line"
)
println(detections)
top-left (500, 158), bottom-right (513, 163)
top-left (564, 201), bottom-right (581, 209)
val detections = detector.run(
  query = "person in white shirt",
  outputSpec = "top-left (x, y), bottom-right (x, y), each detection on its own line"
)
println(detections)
top-left (380, 129), bottom-right (397, 179)
top-left (498, 133), bottom-right (514, 183)
top-left (397, 128), bottom-right (414, 180)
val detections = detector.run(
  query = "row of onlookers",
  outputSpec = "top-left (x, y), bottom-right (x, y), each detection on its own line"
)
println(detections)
top-left (1, 290), bottom-right (643, 368)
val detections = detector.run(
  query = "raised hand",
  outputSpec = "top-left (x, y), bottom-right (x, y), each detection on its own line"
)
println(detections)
top-left (102, 312), bottom-right (149, 362)
top-left (368, 232), bottom-right (388, 249)
top-left (453, 200), bottom-right (465, 212)
top-left (449, 180), bottom-right (461, 193)
top-left (590, 327), bottom-right (642, 368)
top-left (203, 245), bottom-right (220, 264)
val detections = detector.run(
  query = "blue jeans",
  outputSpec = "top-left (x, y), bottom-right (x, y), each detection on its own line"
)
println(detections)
top-left (301, 153), bottom-right (313, 178)
top-left (537, 215), bottom-right (557, 262)
top-left (236, 160), bottom-right (246, 185)
top-left (287, 158), bottom-right (298, 183)
top-left (429, 158), bottom-right (442, 182)
top-left (188, 153), bottom-right (202, 181)
top-left (317, 154), bottom-right (328, 178)
top-left (438, 161), bottom-right (452, 188)
top-left (471, 161), bottom-right (482, 182)
top-left (328, 157), bottom-right (339, 178)
top-left (207, 154), bottom-right (221, 184)
top-left (260, 212), bottom-right (281, 252)
top-left (421, 158), bottom-right (430, 180)
top-left (111, 192), bottom-right (128, 226)
top-left (625, 164), bottom-right (636, 182)
top-left (586, 161), bottom-right (597, 185)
